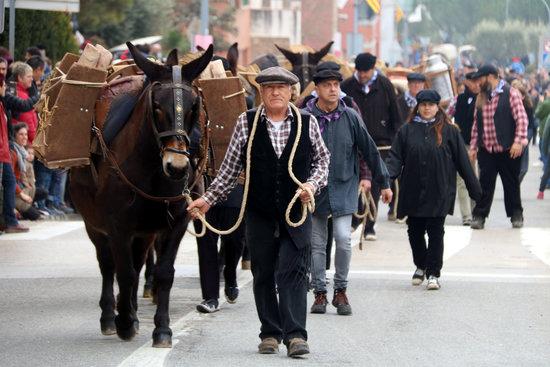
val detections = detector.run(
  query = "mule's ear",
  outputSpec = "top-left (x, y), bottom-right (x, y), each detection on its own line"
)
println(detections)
top-left (275, 44), bottom-right (299, 65)
top-left (310, 41), bottom-right (334, 64)
top-left (182, 44), bottom-right (214, 82)
top-left (127, 41), bottom-right (165, 80)
top-left (196, 45), bottom-right (205, 52)
top-left (166, 48), bottom-right (179, 66)
top-left (227, 42), bottom-right (239, 76)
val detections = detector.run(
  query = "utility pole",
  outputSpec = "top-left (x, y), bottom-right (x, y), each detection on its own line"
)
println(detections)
top-left (9, 0), bottom-right (15, 56)
top-left (200, 0), bottom-right (209, 35)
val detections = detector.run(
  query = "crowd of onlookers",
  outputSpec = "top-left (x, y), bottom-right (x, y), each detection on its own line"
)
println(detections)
top-left (0, 45), bottom-right (75, 234)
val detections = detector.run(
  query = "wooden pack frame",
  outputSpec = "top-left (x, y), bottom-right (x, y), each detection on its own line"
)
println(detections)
top-left (198, 77), bottom-right (247, 178)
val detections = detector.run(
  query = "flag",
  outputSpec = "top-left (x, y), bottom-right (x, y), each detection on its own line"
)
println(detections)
top-left (408, 4), bottom-right (423, 23)
top-left (366, 0), bottom-right (380, 14)
top-left (395, 5), bottom-right (404, 22)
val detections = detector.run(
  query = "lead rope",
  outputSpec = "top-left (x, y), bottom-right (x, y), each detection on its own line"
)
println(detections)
top-left (186, 102), bottom-right (315, 236)
top-left (354, 186), bottom-right (377, 250)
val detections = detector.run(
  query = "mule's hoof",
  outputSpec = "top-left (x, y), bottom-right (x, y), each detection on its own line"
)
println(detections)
top-left (152, 333), bottom-right (172, 348)
top-left (100, 319), bottom-right (116, 336)
top-left (143, 287), bottom-right (153, 299)
top-left (115, 316), bottom-right (137, 341)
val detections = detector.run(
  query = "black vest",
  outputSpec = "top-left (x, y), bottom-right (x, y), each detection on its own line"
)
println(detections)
top-left (476, 85), bottom-right (516, 149)
top-left (454, 89), bottom-right (477, 144)
top-left (244, 108), bottom-right (311, 222)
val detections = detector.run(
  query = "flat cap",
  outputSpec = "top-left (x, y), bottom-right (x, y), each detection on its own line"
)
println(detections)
top-left (474, 64), bottom-right (499, 78)
top-left (465, 71), bottom-right (479, 80)
top-left (355, 52), bottom-right (377, 71)
top-left (416, 89), bottom-right (441, 104)
top-left (407, 72), bottom-right (426, 82)
top-left (313, 61), bottom-right (343, 84)
top-left (255, 66), bottom-right (299, 85)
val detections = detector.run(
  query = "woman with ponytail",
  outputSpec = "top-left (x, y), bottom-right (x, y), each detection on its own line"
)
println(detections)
top-left (386, 90), bottom-right (482, 290)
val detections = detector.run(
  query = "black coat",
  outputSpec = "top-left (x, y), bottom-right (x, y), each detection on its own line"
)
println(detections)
top-left (386, 120), bottom-right (482, 218)
top-left (341, 73), bottom-right (402, 147)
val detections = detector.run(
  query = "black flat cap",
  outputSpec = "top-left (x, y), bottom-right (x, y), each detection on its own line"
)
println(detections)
top-left (355, 52), bottom-right (377, 71)
top-left (407, 72), bottom-right (426, 82)
top-left (256, 66), bottom-right (299, 85)
top-left (474, 64), bottom-right (499, 78)
top-left (313, 61), bottom-right (343, 84)
top-left (465, 71), bottom-right (479, 80)
top-left (416, 89), bottom-right (441, 104)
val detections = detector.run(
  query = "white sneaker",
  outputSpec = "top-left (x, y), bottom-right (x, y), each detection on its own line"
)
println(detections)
top-left (411, 268), bottom-right (425, 286)
top-left (426, 276), bottom-right (440, 290)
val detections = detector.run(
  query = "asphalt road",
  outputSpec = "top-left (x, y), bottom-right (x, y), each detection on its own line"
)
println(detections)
top-left (0, 146), bottom-right (549, 366)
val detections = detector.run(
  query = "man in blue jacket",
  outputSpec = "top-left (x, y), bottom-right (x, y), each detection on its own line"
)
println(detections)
top-left (305, 62), bottom-right (392, 315)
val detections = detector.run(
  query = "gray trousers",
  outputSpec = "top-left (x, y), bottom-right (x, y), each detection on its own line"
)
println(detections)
top-left (311, 214), bottom-right (352, 293)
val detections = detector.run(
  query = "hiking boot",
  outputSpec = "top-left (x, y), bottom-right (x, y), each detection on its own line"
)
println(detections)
top-left (5, 224), bottom-right (30, 233)
top-left (286, 338), bottom-right (309, 358)
top-left (426, 275), bottom-right (440, 290)
top-left (411, 268), bottom-right (425, 286)
top-left (310, 292), bottom-right (328, 314)
top-left (224, 286), bottom-right (239, 304)
top-left (196, 299), bottom-right (219, 313)
top-left (332, 288), bottom-right (352, 315)
top-left (470, 216), bottom-right (485, 230)
top-left (511, 213), bottom-right (524, 229)
top-left (258, 337), bottom-right (279, 354)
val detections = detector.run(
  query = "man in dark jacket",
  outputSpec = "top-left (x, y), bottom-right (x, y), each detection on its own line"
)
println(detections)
top-left (341, 52), bottom-right (402, 240)
top-left (469, 64), bottom-right (528, 229)
top-left (305, 62), bottom-right (391, 316)
top-left (397, 72), bottom-right (426, 121)
top-left (448, 71), bottom-right (480, 225)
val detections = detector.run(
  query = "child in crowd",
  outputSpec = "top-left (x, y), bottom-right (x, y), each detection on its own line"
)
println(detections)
top-left (386, 90), bottom-right (482, 290)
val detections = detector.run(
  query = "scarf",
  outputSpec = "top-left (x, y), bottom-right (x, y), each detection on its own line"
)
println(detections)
top-left (354, 69), bottom-right (379, 94)
top-left (413, 115), bottom-right (436, 124)
top-left (10, 141), bottom-right (28, 172)
top-left (404, 91), bottom-right (417, 108)
top-left (306, 98), bottom-right (342, 134)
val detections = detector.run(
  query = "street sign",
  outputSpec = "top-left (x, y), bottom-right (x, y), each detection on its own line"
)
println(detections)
top-left (2, 0), bottom-right (79, 12)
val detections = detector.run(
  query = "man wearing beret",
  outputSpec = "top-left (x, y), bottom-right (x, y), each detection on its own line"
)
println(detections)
top-left (397, 72), bottom-right (426, 122)
top-left (341, 52), bottom-right (402, 240)
top-left (188, 66), bottom-right (330, 357)
top-left (305, 61), bottom-right (392, 315)
top-left (469, 64), bottom-right (528, 229)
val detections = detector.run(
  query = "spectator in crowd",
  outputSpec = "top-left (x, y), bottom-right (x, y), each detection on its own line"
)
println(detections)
top-left (341, 52), bottom-right (402, 240)
top-left (448, 71), bottom-right (480, 225)
top-left (538, 115), bottom-right (550, 199)
top-left (8, 62), bottom-right (38, 143)
top-left (511, 79), bottom-right (535, 183)
top-left (386, 90), bottom-right (481, 290)
top-left (0, 81), bottom-right (29, 233)
top-left (26, 56), bottom-right (45, 89)
top-left (10, 123), bottom-right (45, 220)
top-left (24, 47), bottom-right (42, 61)
top-left (469, 65), bottom-right (528, 230)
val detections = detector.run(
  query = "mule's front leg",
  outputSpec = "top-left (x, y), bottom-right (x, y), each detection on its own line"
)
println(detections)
top-left (112, 235), bottom-right (139, 341)
top-left (152, 226), bottom-right (186, 348)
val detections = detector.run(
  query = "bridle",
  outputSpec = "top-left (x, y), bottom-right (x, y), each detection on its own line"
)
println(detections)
top-left (297, 53), bottom-right (317, 89)
top-left (147, 65), bottom-right (199, 158)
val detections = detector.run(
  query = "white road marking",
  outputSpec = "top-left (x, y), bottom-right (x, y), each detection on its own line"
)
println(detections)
top-left (0, 221), bottom-right (84, 241)
top-left (521, 227), bottom-right (550, 267)
top-left (117, 271), bottom-right (254, 367)
top-left (343, 270), bottom-right (550, 279)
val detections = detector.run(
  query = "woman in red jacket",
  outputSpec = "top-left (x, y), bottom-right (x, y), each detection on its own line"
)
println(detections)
top-left (9, 62), bottom-right (38, 143)
top-left (0, 80), bottom-right (29, 232)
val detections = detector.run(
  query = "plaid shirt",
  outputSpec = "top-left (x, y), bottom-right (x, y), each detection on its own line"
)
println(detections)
top-left (470, 81), bottom-right (528, 153)
top-left (203, 106), bottom-right (330, 206)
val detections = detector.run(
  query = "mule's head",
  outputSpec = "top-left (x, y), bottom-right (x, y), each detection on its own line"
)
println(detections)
top-left (275, 41), bottom-right (333, 92)
top-left (127, 42), bottom-right (213, 180)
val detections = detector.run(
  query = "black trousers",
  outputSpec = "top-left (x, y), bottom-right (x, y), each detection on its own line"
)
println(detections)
top-left (406, 217), bottom-right (445, 278)
top-left (364, 149), bottom-right (396, 234)
top-left (246, 212), bottom-right (308, 343)
top-left (473, 148), bottom-right (523, 218)
top-left (194, 206), bottom-right (245, 301)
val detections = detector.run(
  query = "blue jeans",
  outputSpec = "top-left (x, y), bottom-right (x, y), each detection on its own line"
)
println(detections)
top-left (2, 163), bottom-right (19, 226)
top-left (34, 160), bottom-right (53, 208)
top-left (50, 169), bottom-right (66, 206)
top-left (311, 214), bottom-right (353, 292)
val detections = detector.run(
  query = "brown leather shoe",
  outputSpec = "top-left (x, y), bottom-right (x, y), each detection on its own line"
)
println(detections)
top-left (286, 338), bottom-right (309, 358)
top-left (332, 288), bottom-right (352, 315)
top-left (310, 292), bottom-right (328, 314)
top-left (5, 224), bottom-right (29, 233)
top-left (258, 337), bottom-right (279, 354)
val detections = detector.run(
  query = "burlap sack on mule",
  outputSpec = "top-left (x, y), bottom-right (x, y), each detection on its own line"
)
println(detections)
top-left (34, 64), bottom-right (107, 169)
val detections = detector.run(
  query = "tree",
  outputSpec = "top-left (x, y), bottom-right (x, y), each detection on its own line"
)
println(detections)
top-left (0, 9), bottom-right (78, 62)
top-left (77, 0), bottom-right (133, 47)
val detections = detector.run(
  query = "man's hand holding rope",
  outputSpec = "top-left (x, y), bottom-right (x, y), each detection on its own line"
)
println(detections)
top-left (187, 198), bottom-right (211, 220)
top-left (298, 182), bottom-right (316, 204)
top-left (381, 188), bottom-right (393, 204)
